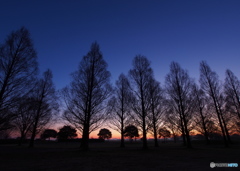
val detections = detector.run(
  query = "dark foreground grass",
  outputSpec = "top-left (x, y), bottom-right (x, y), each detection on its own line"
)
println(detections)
top-left (0, 140), bottom-right (239, 171)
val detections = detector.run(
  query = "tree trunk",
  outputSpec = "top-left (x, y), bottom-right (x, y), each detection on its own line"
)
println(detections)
top-left (173, 135), bottom-right (177, 143)
top-left (80, 124), bottom-right (89, 151)
top-left (120, 122), bottom-right (125, 148)
top-left (199, 108), bottom-right (210, 144)
top-left (212, 97), bottom-right (228, 147)
top-left (120, 133), bottom-right (125, 148)
top-left (151, 103), bottom-right (159, 147)
top-left (180, 116), bottom-right (186, 146)
top-left (18, 131), bottom-right (25, 146)
top-left (29, 120), bottom-right (38, 148)
top-left (140, 81), bottom-right (148, 150)
top-left (142, 117), bottom-right (148, 150)
top-left (182, 115), bottom-right (192, 148)
top-left (220, 111), bottom-right (232, 143)
top-left (153, 122), bottom-right (159, 147)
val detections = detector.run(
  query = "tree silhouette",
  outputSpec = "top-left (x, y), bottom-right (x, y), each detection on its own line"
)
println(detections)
top-left (165, 62), bottom-right (193, 148)
top-left (97, 128), bottom-right (112, 140)
top-left (57, 126), bottom-right (77, 140)
top-left (158, 127), bottom-right (171, 143)
top-left (148, 77), bottom-right (165, 147)
top-left (123, 125), bottom-right (139, 140)
top-left (41, 129), bottom-right (57, 140)
top-left (29, 69), bottom-right (58, 148)
top-left (129, 55), bottom-right (153, 149)
top-left (108, 74), bottom-right (132, 147)
top-left (192, 84), bottom-right (210, 144)
top-left (224, 69), bottom-right (240, 120)
top-left (62, 42), bottom-right (112, 150)
top-left (200, 61), bottom-right (230, 147)
top-left (0, 27), bottom-right (38, 132)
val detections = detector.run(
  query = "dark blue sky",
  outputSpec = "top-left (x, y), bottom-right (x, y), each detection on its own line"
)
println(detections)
top-left (1, 0), bottom-right (240, 89)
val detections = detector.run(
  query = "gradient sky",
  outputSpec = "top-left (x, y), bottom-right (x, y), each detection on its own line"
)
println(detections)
top-left (1, 0), bottom-right (240, 138)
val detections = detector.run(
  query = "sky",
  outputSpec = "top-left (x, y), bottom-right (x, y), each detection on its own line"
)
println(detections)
top-left (1, 0), bottom-right (240, 138)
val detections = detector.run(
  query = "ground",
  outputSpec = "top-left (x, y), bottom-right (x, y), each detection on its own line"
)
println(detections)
top-left (0, 140), bottom-right (239, 171)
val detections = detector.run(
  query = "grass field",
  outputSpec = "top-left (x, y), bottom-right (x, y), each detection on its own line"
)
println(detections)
top-left (0, 140), bottom-right (239, 171)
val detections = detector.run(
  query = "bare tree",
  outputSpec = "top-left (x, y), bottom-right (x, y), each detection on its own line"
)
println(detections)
top-left (12, 97), bottom-right (35, 145)
top-left (165, 62), bottom-right (193, 148)
top-left (224, 69), bottom-right (240, 120)
top-left (199, 61), bottom-right (230, 147)
top-left (62, 42), bottom-right (112, 151)
top-left (108, 74), bottom-right (132, 147)
top-left (192, 84), bottom-right (210, 144)
top-left (29, 69), bottom-right (58, 147)
top-left (0, 27), bottom-right (38, 131)
top-left (129, 55), bottom-right (153, 150)
top-left (148, 78), bottom-right (165, 147)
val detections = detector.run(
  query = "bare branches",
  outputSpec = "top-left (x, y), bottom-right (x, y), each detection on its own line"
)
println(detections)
top-left (62, 42), bottom-right (112, 150)
top-left (165, 62), bottom-right (193, 148)
top-left (0, 27), bottom-right (38, 131)
top-left (129, 55), bottom-right (153, 149)
top-left (200, 61), bottom-right (230, 147)
top-left (108, 74), bottom-right (132, 147)
top-left (29, 69), bottom-right (58, 147)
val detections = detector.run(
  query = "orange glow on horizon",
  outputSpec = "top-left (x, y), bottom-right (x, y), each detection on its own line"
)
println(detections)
top-left (90, 129), bottom-right (121, 139)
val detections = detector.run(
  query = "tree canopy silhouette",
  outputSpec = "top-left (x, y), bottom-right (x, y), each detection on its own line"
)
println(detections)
top-left (57, 126), bottom-right (77, 140)
top-left (148, 77), bottom-right (165, 147)
top-left (97, 128), bottom-right (112, 140)
top-left (165, 62), bottom-right (193, 148)
top-left (108, 73), bottom-right (132, 147)
top-left (158, 127), bottom-right (171, 143)
top-left (129, 55), bottom-right (153, 149)
top-left (0, 27), bottom-right (38, 132)
top-left (200, 61), bottom-right (230, 147)
top-left (29, 69), bottom-right (58, 148)
top-left (62, 42), bottom-right (112, 150)
top-left (124, 125), bottom-right (139, 140)
top-left (41, 129), bottom-right (57, 140)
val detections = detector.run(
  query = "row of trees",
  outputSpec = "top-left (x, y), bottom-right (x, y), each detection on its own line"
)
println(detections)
top-left (61, 41), bottom-right (240, 150)
top-left (1, 27), bottom-right (240, 150)
top-left (40, 125), bottom-right (139, 142)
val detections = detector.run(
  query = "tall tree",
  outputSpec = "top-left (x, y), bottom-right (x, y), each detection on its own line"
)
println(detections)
top-left (62, 42), bottom-right (112, 151)
top-left (224, 69), bottom-right (240, 120)
top-left (0, 27), bottom-right (38, 131)
top-left (29, 69), bottom-right (58, 147)
top-left (129, 55), bottom-right (153, 150)
top-left (165, 62), bottom-right (193, 148)
top-left (192, 84), bottom-right (210, 144)
top-left (108, 74), bottom-right (132, 147)
top-left (148, 78), bottom-right (165, 147)
top-left (199, 61), bottom-right (230, 147)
